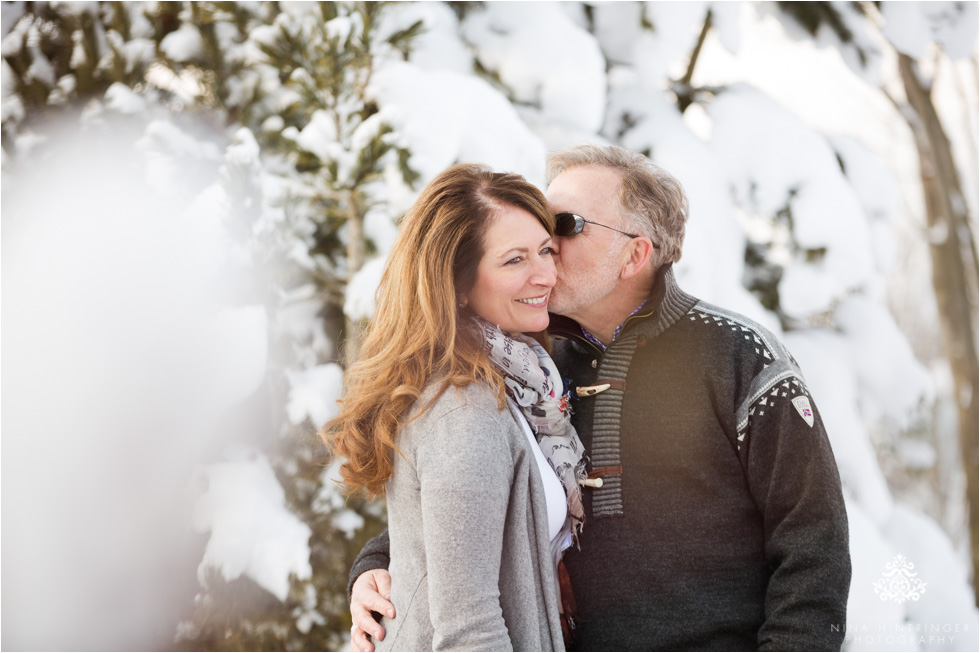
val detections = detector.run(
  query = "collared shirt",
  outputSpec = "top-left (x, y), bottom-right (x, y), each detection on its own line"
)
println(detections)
top-left (580, 300), bottom-right (648, 351)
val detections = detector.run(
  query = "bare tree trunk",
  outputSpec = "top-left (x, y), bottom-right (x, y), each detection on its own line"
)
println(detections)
top-left (675, 9), bottom-right (712, 113)
top-left (898, 53), bottom-right (980, 603)
top-left (344, 192), bottom-right (367, 367)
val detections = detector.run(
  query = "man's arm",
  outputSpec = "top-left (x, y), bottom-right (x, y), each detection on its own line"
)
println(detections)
top-left (348, 530), bottom-right (391, 602)
top-left (350, 568), bottom-right (393, 652)
top-left (743, 377), bottom-right (851, 651)
top-left (348, 531), bottom-right (393, 652)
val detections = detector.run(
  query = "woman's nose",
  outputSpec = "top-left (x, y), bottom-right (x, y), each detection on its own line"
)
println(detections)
top-left (532, 255), bottom-right (557, 287)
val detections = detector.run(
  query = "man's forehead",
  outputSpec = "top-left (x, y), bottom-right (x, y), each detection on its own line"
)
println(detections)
top-left (546, 165), bottom-right (621, 211)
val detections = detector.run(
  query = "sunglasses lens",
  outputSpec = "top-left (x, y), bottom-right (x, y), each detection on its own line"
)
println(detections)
top-left (555, 213), bottom-right (582, 237)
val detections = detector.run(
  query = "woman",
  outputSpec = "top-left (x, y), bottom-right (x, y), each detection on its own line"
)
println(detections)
top-left (329, 164), bottom-right (585, 651)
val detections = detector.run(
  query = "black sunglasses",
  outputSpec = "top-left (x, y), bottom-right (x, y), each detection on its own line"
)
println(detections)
top-left (555, 212), bottom-right (659, 248)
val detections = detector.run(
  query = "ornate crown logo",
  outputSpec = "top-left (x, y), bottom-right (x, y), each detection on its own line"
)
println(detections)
top-left (873, 554), bottom-right (927, 603)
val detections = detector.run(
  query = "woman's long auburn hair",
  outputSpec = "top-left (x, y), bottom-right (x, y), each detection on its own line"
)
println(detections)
top-left (325, 163), bottom-right (555, 497)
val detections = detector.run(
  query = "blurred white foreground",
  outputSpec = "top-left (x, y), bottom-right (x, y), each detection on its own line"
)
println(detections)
top-left (2, 118), bottom-right (271, 649)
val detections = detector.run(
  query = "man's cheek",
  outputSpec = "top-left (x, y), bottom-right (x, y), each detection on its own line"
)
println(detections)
top-left (556, 243), bottom-right (578, 268)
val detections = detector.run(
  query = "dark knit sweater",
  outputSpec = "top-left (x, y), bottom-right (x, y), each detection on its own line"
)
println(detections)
top-left (547, 265), bottom-right (850, 651)
top-left (350, 266), bottom-right (851, 651)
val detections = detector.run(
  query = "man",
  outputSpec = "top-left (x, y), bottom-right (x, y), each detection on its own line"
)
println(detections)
top-left (347, 144), bottom-right (851, 651)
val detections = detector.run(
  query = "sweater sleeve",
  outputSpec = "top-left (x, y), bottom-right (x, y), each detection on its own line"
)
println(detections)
top-left (414, 404), bottom-right (515, 652)
top-left (742, 373), bottom-right (851, 651)
top-left (347, 529), bottom-right (391, 604)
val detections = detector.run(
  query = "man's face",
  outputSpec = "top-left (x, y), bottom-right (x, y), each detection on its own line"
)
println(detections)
top-left (546, 165), bottom-right (629, 318)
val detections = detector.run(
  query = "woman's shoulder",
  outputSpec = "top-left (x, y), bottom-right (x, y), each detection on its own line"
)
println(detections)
top-left (402, 381), bottom-right (518, 449)
top-left (418, 380), bottom-right (508, 421)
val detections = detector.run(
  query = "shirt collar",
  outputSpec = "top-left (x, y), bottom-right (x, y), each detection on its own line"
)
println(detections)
top-left (579, 299), bottom-right (648, 352)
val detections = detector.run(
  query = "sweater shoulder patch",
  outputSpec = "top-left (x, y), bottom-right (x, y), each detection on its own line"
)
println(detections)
top-left (737, 376), bottom-right (815, 451)
top-left (791, 395), bottom-right (815, 427)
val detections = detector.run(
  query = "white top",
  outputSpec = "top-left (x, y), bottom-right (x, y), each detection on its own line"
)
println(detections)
top-left (509, 401), bottom-right (568, 543)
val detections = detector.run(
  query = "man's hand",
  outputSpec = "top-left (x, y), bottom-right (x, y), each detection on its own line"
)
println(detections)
top-left (349, 569), bottom-right (394, 653)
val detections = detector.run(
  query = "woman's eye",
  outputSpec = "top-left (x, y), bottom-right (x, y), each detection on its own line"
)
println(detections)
top-left (540, 246), bottom-right (556, 255)
top-left (505, 256), bottom-right (524, 266)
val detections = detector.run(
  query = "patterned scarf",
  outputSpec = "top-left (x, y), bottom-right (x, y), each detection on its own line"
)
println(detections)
top-left (473, 317), bottom-right (586, 545)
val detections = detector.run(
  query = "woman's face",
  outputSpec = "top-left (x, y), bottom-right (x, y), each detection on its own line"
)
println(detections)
top-left (462, 204), bottom-right (557, 334)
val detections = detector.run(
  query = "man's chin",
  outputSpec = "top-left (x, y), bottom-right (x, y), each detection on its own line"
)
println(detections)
top-left (548, 302), bottom-right (576, 318)
top-left (547, 296), bottom-right (569, 316)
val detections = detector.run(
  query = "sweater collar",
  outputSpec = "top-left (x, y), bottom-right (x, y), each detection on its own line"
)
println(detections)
top-left (548, 264), bottom-right (698, 348)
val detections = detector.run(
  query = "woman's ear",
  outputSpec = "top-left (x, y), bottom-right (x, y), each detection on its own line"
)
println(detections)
top-left (620, 237), bottom-right (655, 280)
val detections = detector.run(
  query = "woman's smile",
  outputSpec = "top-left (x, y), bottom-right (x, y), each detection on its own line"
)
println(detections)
top-left (516, 293), bottom-right (549, 307)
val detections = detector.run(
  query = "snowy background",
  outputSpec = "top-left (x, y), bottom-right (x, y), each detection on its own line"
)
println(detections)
top-left (2, 2), bottom-right (978, 651)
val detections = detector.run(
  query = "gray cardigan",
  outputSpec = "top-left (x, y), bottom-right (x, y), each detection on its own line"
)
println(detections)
top-left (376, 382), bottom-right (565, 652)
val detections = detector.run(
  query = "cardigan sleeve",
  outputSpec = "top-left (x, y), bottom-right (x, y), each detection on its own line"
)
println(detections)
top-left (742, 373), bottom-right (851, 651)
top-left (413, 403), bottom-right (516, 651)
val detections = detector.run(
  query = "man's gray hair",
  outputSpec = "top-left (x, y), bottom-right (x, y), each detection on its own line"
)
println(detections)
top-left (546, 144), bottom-right (688, 266)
